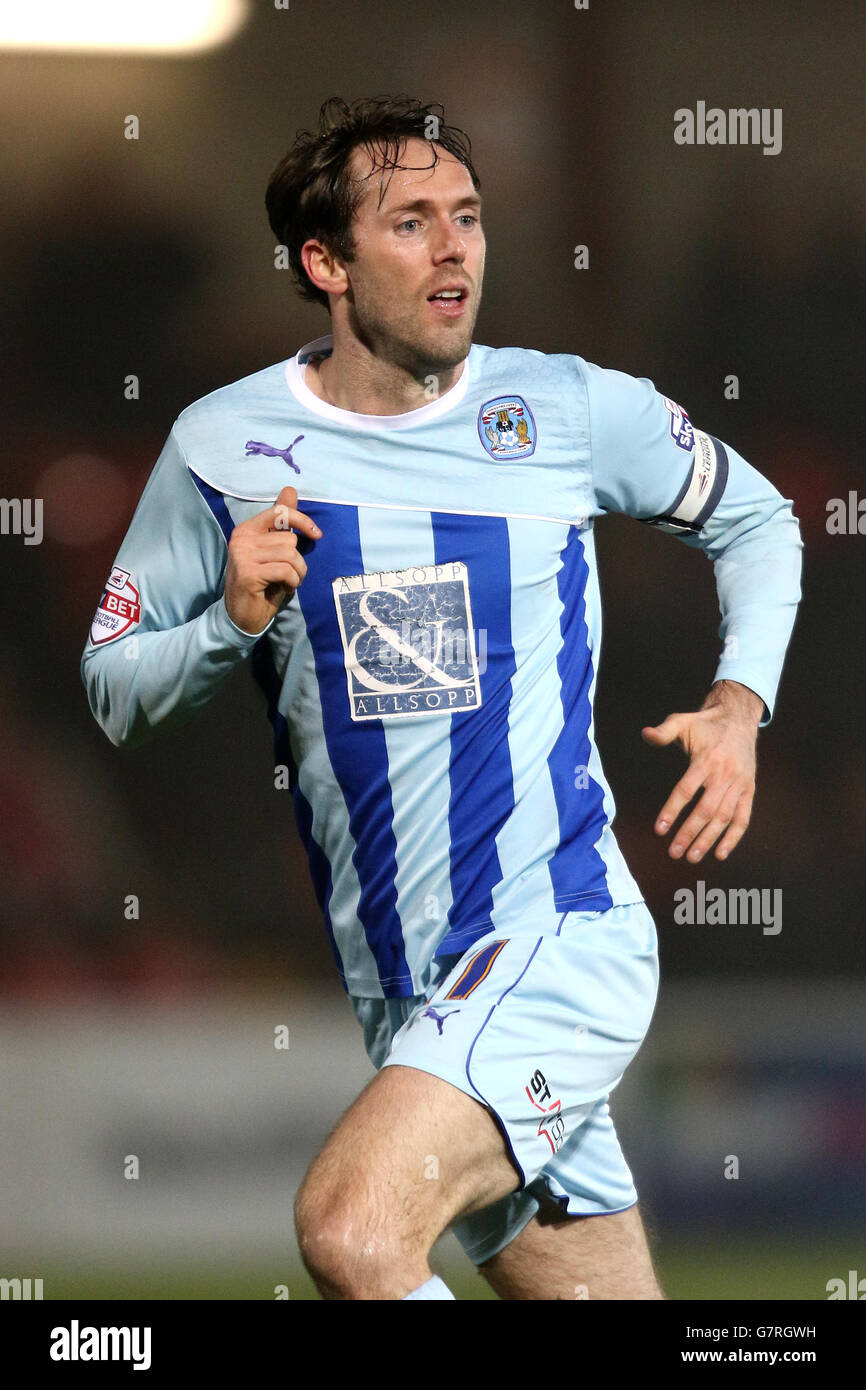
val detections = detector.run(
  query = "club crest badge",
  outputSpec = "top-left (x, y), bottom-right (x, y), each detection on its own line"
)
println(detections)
top-left (90, 566), bottom-right (141, 645)
top-left (477, 395), bottom-right (537, 459)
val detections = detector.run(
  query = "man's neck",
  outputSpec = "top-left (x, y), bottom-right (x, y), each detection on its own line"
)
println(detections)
top-left (305, 334), bottom-right (466, 416)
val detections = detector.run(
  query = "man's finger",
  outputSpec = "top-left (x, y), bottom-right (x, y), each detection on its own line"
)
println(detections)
top-left (244, 485), bottom-right (298, 529)
top-left (256, 559), bottom-right (308, 589)
top-left (276, 484), bottom-right (299, 510)
top-left (666, 770), bottom-right (738, 855)
top-left (242, 487), bottom-right (322, 539)
top-left (249, 531), bottom-right (307, 557)
top-left (271, 494), bottom-right (322, 539)
top-left (714, 792), bottom-right (756, 860)
top-left (673, 780), bottom-right (744, 862)
top-left (654, 760), bottom-right (710, 833)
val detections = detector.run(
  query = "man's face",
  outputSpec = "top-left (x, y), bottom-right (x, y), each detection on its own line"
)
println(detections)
top-left (336, 137), bottom-right (485, 376)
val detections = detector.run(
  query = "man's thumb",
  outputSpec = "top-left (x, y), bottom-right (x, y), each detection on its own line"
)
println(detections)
top-left (641, 714), bottom-right (685, 745)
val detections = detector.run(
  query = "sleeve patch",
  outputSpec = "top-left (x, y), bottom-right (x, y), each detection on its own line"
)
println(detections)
top-left (89, 566), bottom-right (142, 645)
top-left (662, 396), bottom-right (695, 452)
top-left (647, 431), bottom-right (730, 534)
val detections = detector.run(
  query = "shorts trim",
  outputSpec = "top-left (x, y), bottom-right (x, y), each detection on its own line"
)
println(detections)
top-left (551, 1197), bottom-right (638, 1220)
top-left (455, 1203), bottom-right (538, 1266)
top-left (444, 939), bottom-right (508, 1000)
top-left (457, 1198), bottom-right (639, 1267)
top-left (463, 936), bottom-right (545, 1188)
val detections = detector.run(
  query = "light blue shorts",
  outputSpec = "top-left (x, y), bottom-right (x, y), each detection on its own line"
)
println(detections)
top-left (349, 901), bottom-right (659, 1266)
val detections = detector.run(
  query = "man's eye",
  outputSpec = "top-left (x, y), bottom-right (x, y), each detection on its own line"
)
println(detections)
top-left (457, 215), bottom-right (477, 227)
top-left (397, 219), bottom-right (419, 233)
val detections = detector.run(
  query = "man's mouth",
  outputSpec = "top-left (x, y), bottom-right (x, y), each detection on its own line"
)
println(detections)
top-left (427, 286), bottom-right (468, 317)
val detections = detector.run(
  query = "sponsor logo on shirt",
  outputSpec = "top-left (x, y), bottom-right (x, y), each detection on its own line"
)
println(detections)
top-left (332, 562), bottom-right (482, 721)
top-left (89, 567), bottom-right (141, 646)
top-left (478, 395), bottom-right (537, 459)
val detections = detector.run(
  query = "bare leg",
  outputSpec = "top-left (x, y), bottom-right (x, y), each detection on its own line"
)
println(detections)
top-left (294, 1063), bottom-right (520, 1300)
top-left (479, 1203), bottom-right (664, 1300)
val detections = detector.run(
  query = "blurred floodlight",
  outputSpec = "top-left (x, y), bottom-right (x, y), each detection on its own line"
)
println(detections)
top-left (0, 0), bottom-right (249, 53)
top-left (38, 454), bottom-right (130, 545)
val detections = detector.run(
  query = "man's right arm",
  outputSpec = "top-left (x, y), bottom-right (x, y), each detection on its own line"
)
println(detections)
top-left (81, 425), bottom-right (273, 748)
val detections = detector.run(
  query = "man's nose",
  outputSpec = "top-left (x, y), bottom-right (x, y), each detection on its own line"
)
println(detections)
top-left (431, 220), bottom-right (466, 261)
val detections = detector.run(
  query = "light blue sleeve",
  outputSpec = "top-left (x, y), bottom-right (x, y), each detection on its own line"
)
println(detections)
top-left (584, 361), bottom-right (803, 726)
top-left (80, 425), bottom-right (274, 747)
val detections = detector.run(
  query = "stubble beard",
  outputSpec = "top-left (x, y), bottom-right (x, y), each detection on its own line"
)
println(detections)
top-left (349, 281), bottom-right (481, 384)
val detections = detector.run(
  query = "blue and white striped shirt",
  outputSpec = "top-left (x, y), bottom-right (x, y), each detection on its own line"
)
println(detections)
top-left (81, 334), bottom-right (802, 997)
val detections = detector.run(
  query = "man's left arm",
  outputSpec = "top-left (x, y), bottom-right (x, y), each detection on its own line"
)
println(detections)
top-left (584, 361), bottom-right (803, 862)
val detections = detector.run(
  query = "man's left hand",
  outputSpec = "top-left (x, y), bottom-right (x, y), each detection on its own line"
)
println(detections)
top-left (641, 680), bottom-right (765, 862)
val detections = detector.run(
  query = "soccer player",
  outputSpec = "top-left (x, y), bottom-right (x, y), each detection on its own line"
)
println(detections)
top-left (81, 96), bottom-right (802, 1300)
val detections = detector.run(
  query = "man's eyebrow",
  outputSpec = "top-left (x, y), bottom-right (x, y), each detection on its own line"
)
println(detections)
top-left (384, 193), bottom-right (483, 215)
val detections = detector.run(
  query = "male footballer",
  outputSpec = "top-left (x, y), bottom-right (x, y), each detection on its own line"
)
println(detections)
top-left (82, 96), bottom-right (802, 1300)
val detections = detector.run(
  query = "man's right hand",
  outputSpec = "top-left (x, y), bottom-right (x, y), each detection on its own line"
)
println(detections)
top-left (225, 485), bottom-right (321, 635)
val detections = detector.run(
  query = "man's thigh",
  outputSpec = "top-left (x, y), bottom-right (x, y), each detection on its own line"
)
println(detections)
top-left (295, 1061), bottom-right (520, 1265)
top-left (381, 912), bottom-right (658, 1203)
top-left (479, 1203), bottom-right (664, 1300)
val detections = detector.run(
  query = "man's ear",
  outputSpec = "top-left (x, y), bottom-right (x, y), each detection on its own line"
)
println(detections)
top-left (301, 238), bottom-right (349, 300)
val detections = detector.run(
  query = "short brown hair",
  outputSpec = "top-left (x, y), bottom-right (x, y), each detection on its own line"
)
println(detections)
top-left (265, 95), bottom-right (481, 310)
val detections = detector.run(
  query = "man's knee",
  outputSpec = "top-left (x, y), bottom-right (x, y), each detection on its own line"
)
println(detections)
top-left (295, 1166), bottom-right (357, 1296)
top-left (294, 1162), bottom-right (419, 1299)
top-left (292, 1066), bottom-right (517, 1295)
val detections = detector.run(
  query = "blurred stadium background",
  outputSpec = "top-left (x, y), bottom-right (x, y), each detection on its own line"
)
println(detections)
top-left (1, 0), bottom-right (863, 1299)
